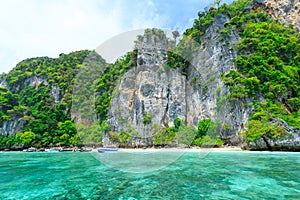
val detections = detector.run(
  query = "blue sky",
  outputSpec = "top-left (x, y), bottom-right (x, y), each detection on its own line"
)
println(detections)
top-left (0, 0), bottom-right (234, 73)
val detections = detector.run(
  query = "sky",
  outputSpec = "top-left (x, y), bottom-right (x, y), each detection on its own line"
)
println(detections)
top-left (0, 0), bottom-right (234, 73)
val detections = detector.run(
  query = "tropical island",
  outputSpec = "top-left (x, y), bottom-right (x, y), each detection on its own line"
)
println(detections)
top-left (0, 0), bottom-right (300, 152)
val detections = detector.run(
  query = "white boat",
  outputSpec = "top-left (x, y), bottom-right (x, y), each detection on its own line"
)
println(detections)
top-left (97, 147), bottom-right (118, 153)
top-left (45, 147), bottom-right (62, 152)
top-left (23, 147), bottom-right (36, 152)
top-left (45, 148), bottom-right (59, 152)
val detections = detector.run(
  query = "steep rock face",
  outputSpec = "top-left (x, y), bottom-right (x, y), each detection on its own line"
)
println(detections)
top-left (25, 75), bottom-right (49, 87)
top-left (186, 15), bottom-right (253, 144)
top-left (0, 120), bottom-right (26, 136)
top-left (0, 75), bottom-right (61, 137)
top-left (106, 20), bottom-right (253, 146)
top-left (7, 75), bottom-right (61, 102)
top-left (0, 78), bottom-right (25, 137)
top-left (51, 85), bottom-right (61, 103)
top-left (256, 0), bottom-right (300, 31)
top-left (7, 75), bottom-right (49, 93)
top-left (107, 29), bottom-right (187, 146)
top-left (0, 78), bottom-right (7, 87)
top-left (246, 0), bottom-right (300, 150)
top-left (106, 9), bottom-right (300, 148)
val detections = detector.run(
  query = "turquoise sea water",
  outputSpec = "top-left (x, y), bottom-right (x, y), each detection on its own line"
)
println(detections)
top-left (0, 151), bottom-right (299, 200)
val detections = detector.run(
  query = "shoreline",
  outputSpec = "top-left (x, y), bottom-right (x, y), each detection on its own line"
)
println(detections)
top-left (1, 146), bottom-right (300, 153)
top-left (117, 146), bottom-right (244, 153)
top-left (0, 146), bottom-right (244, 153)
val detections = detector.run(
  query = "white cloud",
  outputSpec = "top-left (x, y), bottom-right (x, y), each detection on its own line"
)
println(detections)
top-left (0, 0), bottom-right (234, 73)
top-left (0, 0), bottom-right (124, 73)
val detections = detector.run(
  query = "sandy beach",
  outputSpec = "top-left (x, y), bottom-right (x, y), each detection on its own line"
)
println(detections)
top-left (117, 146), bottom-right (244, 153)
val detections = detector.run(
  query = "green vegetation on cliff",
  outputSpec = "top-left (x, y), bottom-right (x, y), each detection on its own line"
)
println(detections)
top-left (0, 87), bottom-right (22, 121)
top-left (0, 50), bottom-right (104, 148)
top-left (0, 49), bottom-right (138, 149)
top-left (95, 50), bottom-right (137, 122)
top-left (221, 1), bottom-right (300, 141)
top-left (171, 0), bottom-right (299, 144)
top-left (1, 0), bottom-right (299, 149)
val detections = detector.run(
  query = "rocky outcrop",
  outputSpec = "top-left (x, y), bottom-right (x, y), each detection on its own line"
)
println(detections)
top-left (0, 75), bottom-right (60, 137)
top-left (1, 0), bottom-right (299, 150)
top-left (106, 29), bottom-right (187, 146)
top-left (51, 85), bottom-right (60, 103)
top-left (25, 75), bottom-right (49, 87)
top-left (247, 118), bottom-right (300, 151)
top-left (0, 78), bottom-right (7, 87)
top-left (186, 15), bottom-right (253, 144)
top-left (105, 21), bottom-right (253, 146)
top-left (0, 119), bottom-right (26, 136)
top-left (256, 0), bottom-right (300, 32)
top-left (105, 5), bottom-right (300, 148)
top-left (7, 75), bottom-right (49, 93)
top-left (24, 76), bottom-right (61, 102)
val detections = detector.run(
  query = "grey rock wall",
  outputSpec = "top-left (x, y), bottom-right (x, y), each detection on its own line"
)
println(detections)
top-left (106, 29), bottom-right (187, 146)
top-left (256, 0), bottom-right (300, 32)
top-left (105, 11), bottom-right (300, 148)
top-left (186, 15), bottom-right (252, 144)
top-left (0, 75), bottom-right (61, 137)
top-left (0, 119), bottom-right (26, 136)
top-left (105, 21), bottom-right (253, 146)
top-left (0, 78), bottom-right (7, 87)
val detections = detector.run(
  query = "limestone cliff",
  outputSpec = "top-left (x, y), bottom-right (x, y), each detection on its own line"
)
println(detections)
top-left (0, 51), bottom-right (94, 145)
top-left (256, 0), bottom-right (300, 32)
top-left (0, 120), bottom-right (26, 136)
top-left (0, 75), bottom-right (62, 137)
top-left (1, 0), bottom-right (300, 150)
top-left (106, 29), bottom-right (187, 146)
top-left (105, 0), bottom-right (300, 149)
top-left (105, 23), bottom-right (251, 146)
top-left (186, 15), bottom-right (252, 145)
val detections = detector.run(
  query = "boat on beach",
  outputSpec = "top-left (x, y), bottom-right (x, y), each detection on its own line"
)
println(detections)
top-left (22, 147), bottom-right (36, 152)
top-left (45, 148), bottom-right (59, 152)
top-left (45, 147), bottom-right (63, 152)
top-left (97, 147), bottom-right (118, 153)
